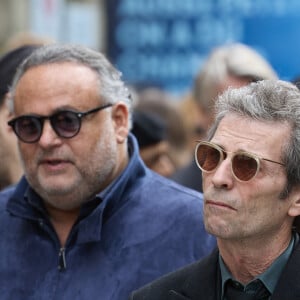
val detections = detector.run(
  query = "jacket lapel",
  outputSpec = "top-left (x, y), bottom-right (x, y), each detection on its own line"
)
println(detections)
top-left (167, 237), bottom-right (300, 300)
top-left (272, 241), bottom-right (300, 299)
top-left (167, 249), bottom-right (220, 300)
top-left (169, 290), bottom-right (191, 300)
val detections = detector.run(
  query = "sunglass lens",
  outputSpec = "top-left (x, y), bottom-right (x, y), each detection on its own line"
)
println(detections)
top-left (196, 144), bottom-right (221, 172)
top-left (232, 154), bottom-right (258, 181)
top-left (14, 116), bottom-right (41, 142)
top-left (53, 111), bottom-right (80, 138)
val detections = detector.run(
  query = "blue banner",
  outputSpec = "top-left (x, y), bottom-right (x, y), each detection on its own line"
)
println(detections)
top-left (105, 0), bottom-right (300, 95)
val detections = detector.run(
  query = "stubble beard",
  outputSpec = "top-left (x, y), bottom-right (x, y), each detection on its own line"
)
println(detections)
top-left (24, 134), bottom-right (118, 211)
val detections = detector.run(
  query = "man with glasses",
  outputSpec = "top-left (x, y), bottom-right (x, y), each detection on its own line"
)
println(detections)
top-left (172, 43), bottom-right (278, 193)
top-left (0, 44), bottom-right (215, 300)
top-left (130, 79), bottom-right (300, 300)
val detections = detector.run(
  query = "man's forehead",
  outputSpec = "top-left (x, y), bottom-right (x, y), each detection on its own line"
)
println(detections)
top-left (13, 63), bottom-right (100, 114)
top-left (15, 62), bottom-right (98, 94)
top-left (20, 61), bottom-right (93, 77)
top-left (213, 114), bottom-right (290, 151)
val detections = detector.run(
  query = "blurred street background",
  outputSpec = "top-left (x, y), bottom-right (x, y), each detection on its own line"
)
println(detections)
top-left (0, 0), bottom-right (299, 97)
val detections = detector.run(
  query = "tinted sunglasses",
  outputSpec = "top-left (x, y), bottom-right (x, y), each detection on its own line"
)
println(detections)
top-left (8, 103), bottom-right (112, 143)
top-left (195, 141), bottom-right (284, 182)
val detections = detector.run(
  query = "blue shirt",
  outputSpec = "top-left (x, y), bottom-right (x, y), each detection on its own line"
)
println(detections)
top-left (0, 133), bottom-right (215, 300)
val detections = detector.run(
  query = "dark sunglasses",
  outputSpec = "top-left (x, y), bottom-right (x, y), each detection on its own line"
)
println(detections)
top-left (8, 103), bottom-right (113, 143)
top-left (195, 141), bottom-right (284, 182)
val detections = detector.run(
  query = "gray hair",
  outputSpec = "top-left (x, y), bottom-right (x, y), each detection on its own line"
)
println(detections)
top-left (9, 43), bottom-right (132, 114)
top-left (208, 79), bottom-right (300, 198)
top-left (194, 43), bottom-right (278, 113)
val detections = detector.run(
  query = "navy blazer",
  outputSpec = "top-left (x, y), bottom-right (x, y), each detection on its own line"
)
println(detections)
top-left (130, 242), bottom-right (300, 300)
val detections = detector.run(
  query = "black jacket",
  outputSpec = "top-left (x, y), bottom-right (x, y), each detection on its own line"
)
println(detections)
top-left (130, 243), bottom-right (300, 300)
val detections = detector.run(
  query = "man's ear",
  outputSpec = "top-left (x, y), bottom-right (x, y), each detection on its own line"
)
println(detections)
top-left (2, 94), bottom-right (15, 134)
top-left (3, 93), bottom-right (14, 119)
top-left (112, 102), bottom-right (129, 143)
top-left (288, 185), bottom-right (300, 218)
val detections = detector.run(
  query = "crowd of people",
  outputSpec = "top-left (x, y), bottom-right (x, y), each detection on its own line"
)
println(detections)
top-left (0, 38), bottom-right (300, 300)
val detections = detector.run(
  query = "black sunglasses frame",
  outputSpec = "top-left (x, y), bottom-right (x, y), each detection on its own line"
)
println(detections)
top-left (8, 103), bottom-right (113, 143)
top-left (195, 141), bottom-right (284, 182)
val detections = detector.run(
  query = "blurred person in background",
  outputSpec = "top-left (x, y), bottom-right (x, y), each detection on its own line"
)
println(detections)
top-left (131, 110), bottom-right (175, 177)
top-left (0, 44), bottom-right (215, 300)
top-left (172, 43), bottom-right (278, 192)
top-left (133, 87), bottom-right (190, 175)
top-left (0, 44), bottom-right (40, 190)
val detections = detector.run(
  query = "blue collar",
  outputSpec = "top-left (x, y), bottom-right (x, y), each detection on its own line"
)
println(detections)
top-left (7, 133), bottom-right (148, 245)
